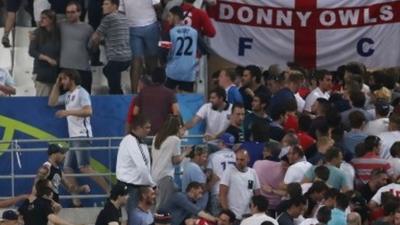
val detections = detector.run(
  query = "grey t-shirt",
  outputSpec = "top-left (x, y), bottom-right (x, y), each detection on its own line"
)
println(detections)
top-left (59, 21), bottom-right (93, 71)
top-left (160, 192), bottom-right (201, 225)
top-left (96, 12), bottom-right (131, 62)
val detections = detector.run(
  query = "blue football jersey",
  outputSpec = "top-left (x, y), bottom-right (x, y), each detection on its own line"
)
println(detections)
top-left (166, 25), bottom-right (198, 82)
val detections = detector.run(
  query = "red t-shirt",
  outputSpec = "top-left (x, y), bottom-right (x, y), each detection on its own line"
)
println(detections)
top-left (181, 3), bottom-right (216, 37)
top-left (297, 131), bottom-right (316, 151)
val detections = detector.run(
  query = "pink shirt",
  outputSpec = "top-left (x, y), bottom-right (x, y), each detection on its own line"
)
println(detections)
top-left (253, 160), bottom-right (285, 209)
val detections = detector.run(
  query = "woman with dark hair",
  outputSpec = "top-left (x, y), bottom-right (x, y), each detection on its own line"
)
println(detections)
top-left (151, 115), bottom-right (191, 210)
top-left (29, 9), bottom-right (60, 96)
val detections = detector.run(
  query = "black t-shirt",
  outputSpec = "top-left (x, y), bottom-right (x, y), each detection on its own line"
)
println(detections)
top-left (18, 197), bottom-right (54, 225)
top-left (95, 201), bottom-right (122, 225)
top-left (225, 125), bottom-right (242, 143)
top-left (359, 183), bottom-right (375, 202)
top-left (46, 162), bottom-right (62, 203)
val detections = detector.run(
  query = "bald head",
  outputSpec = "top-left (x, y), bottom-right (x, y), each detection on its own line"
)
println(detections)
top-left (235, 149), bottom-right (250, 170)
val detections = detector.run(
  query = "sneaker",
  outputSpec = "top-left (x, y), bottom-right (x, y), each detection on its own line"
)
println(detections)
top-left (2, 36), bottom-right (11, 48)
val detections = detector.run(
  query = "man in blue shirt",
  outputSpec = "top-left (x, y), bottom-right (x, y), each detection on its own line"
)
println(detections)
top-left (159, 182), bottom-right (216, 225)
top-left (217, 69), bottom-right (243, 104)
top-left (328, 193), bottom-right (349, 225)
top-left (165, 6), bottom-right (198, 92)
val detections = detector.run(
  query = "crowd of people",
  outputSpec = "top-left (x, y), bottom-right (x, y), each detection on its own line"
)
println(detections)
top-left (2, 1), bottom-right (400, 225)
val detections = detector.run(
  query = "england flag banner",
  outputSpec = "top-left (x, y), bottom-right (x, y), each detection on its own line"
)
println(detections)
top-left (207, 0), bottom-right (400, 69)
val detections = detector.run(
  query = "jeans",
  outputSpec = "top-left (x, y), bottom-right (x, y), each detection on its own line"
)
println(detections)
top-left (103, 60), bottom-right (130, 94)
top-left (126, 185), bottom-right (140, 225)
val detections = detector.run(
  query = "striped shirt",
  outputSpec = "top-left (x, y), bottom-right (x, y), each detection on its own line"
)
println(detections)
top-left (351, 152), bottom-right (392, 184)
top-left (97, 12), bottom-right (131, 62)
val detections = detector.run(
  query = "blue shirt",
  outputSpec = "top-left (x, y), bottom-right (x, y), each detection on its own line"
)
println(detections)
top-left (166, 25), bottom-right (198, 82)
top-left (268, 88), bottom-right (295, 117)
top-left (328, 208), bottom-right (346, 225)
top-left (130, 208), bottom-right (154, 225)
top-left (160, 192), bottom-right (202, 225)
top-left (181, 161), bottom-right (208, 209)
top-left (227, 85), bottom-right (243, 104)
top-left (343, 130), bottom-right (368, 157)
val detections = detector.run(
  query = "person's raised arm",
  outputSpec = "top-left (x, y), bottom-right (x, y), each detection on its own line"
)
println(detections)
top-left (219, 184), bottom-right (229, 210)
top-left (184, 115), bottom-right (202, 130)
top-left (197, 211), bottom-right (217, 223)
top-left (48, 75), bottom-right (62, 107)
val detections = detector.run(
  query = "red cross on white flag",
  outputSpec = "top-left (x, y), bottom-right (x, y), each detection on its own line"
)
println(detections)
top-left (208, 0), bottom-right (400, 69)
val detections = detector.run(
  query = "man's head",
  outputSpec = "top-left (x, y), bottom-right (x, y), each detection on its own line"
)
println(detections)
top-left (47, 144), bottom-right (67, 165)
top-left (266, 73), bottom-right (285, 94)
top-left (35, 179), bottom-right (53, 198)
top-left (316, 70), bottom-right (333, 92)
top-left (348, 110), bottom-right (366, 129)
top-left (59, 69), bottom-right (80, 91)
top-left (189, 145), bottom-right (208, 167)
top-left (218, 69), bottom-right (236, 88)
top-left (102, 0), bottom-right (119, 15)
top-left (369, 169), bottom-right (388, 188)
top-left (138, 186), bottom-right (156, 207)
top-left (218, 209), bottom-right (236, 225)
top-left (364, 135), bottom-right (381, 154)
top-left (130, 114), bottom-right (151, 138)
top-left (312, 98), bottom-right (330, 115)
top-left (109, 182), bottom-right (129, 206)
top-left (65, 1), bottom-right (81, 23)
top-left (315, 165), bottom-right (330, 182)
top-left (349, 91), bottom-right (366, 108)
top-left (0, 210), bottom-right (18, 225)
top-left (242, 65), bottom-right (262, 87)
top-left (249, 195), bottom-right (269, 214)
top-left (325, 147), bottom-right (343, 167)
top-left (323, 188), bottom-right (339, 209)
top-left (287, 145), bottom-right (304, 165)
top-left (251, 93), bottom-right (268, 113)
top-left (316, 206), bottom-right (332, 224)
top-left (375, 100), bottom-right (390, 118)
top-left (390, 141), bottom-right (400, 158)
top-left (209, 87), bottom-right (227, 110)
top-left (235, 148), bottom-right (250, 171)
top-left (167, 6), bottom-right (184, 26)
top-left (263, 141), bottom-right (282, 161)
top-left (230, 103), bottom-right (245, 126)
top-left (307, 181), bottom-right (329, 202)
top-left (335, 193), bottom-right (350, 211)
top-left (287, 196), bottom-right (306, 218)
top-left (186, 181), bottom-right (204, 200)
top-left (151, 67), bottom-right (166, 84)
top-left (286, 71), bottom-right (304, 93)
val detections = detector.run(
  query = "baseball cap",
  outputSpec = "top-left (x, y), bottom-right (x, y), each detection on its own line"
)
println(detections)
top-left (110, 182), bottom-right (128, 197)
top-left (1, 210), bottom-right (18, 221)
top-left (219, 133), bottom-right (235, 147)
top-left (48, 143), bottom-right (68, 155)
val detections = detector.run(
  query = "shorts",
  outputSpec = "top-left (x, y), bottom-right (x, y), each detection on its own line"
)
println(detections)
top-left (64, 140), bottom-right (91, 169)
top-left (165, 77), bottom-right (194, 92)
top-left (6, 0), bottom-right (22, 12)
top-left (129, 22), bottom-right (160, 57)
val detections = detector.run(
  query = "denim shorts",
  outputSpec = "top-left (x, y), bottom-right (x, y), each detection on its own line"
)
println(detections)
top-left (6, 0), bottom-right (22, 12)
top-left (129, 22), bottom-right (160, 57)
top-left (64, 140), bottom-right (91, 169)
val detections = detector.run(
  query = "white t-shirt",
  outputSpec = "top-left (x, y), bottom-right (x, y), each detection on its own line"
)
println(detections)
top-left (299, 218), bottom-right (320, 225)
top-left (240, 213), bottom-right (279, 225)
top-left (284, 160), bottom-right (312, 184)
top-left (151, 135), bottom-right (181, 183)
top-left (295, 92), bottom-right (305, 112)
top-left (379, 131), bottom-right (400, 159)
top-left (303, 87), bottom-right (330, 113)
top-left (363, 118), bottom-right (389, 136)
top-left (388, 158), bottom-right (400, 179)
top-left (371, 183), bottom-right (400, 205)
top-left (340, 161), bottom-right (355, 190)
top-left (119, 0), bottom-right (159, 27)
top-left (0, 68), bottom-right (15, 96)
top-left (207, 148), bottom-right (236, 194)
top-left (58, 86), bottom-right (93, 137)
top-left (220, 166), bottom-right (261, 219)
top-left (196, 102), bottom-right (232, 137)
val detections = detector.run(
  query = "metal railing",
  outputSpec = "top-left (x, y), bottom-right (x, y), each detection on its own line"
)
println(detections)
top-left (0, 135), bottom-right (203, 202)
